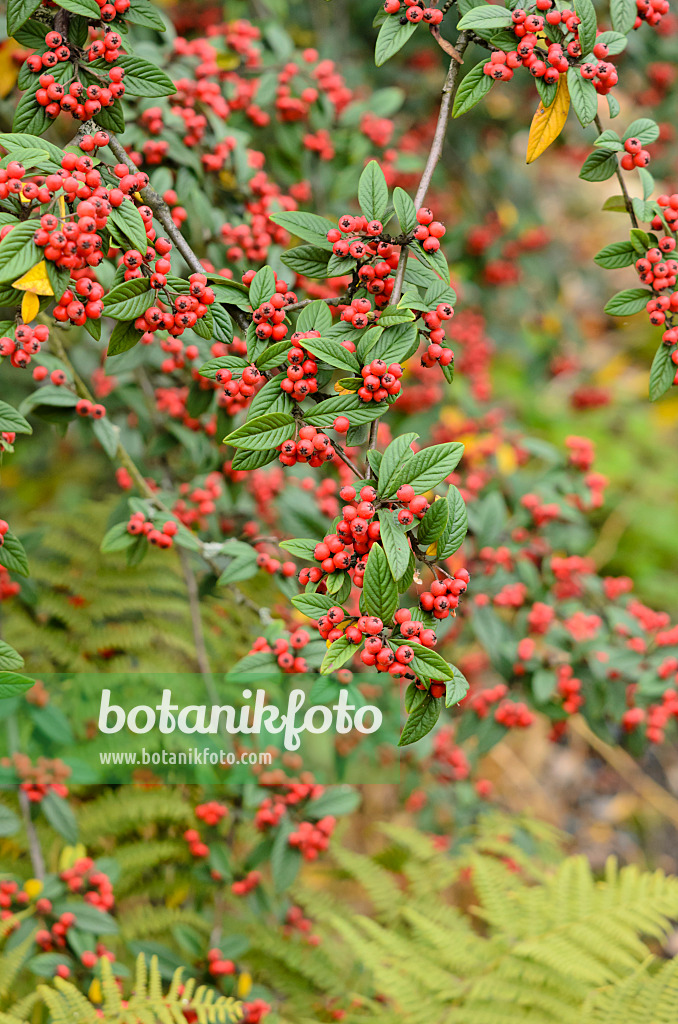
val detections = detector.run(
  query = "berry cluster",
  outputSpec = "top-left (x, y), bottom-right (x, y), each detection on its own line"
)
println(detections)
top-left (75, 398), bottom-right (107, 419)
top-left (246, 270), bottom-right (297, 343)
top-left (288, 815), bottom-right (336, 860)
top-left (421, 301), bottom-right (455, 368)
top-left (251, 631), bottom-right (310, 673)
top-left (619, 136), bottom-right (652, 170)
top-left (0, 753), bottom-right (70, 802)
top-left (195, 800), bottom-right (229, 825)
top-left (26, 32), bottom-right (126, 121)
top-left (60, 856), bottom-right (115, 911)
top-left (280, 332), bottom-right (321, 401)
top-left (418, 570), bottom-right (470, 619)
top-left (134, 272), bottom-right (216, 338)
top-left (382, 1), bottom-right (444, 26)
top-left (126, 511), bottom-right (178, 549)
top-left (279, 425), bottom-right (337, 467)
top-left (207, 948), bottom-right (236, 977)
top-left (357, 358), bottom-right (402, 403)
top-left (231, 869), bottom-right (261, 896)
top-left (1, 324), bottom-right (50, 371)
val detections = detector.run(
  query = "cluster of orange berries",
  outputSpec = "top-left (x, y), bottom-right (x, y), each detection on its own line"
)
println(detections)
top-left (1, 752), bottom-right (70, 802)
top-left (60, 856), bottom-right (115, 911)
top-left (245, 271), bottom-right (297, 343)
top-left (126, 512), bottom-right (178, 549)
top-left (421, 302), bottom-right (455, 368)
top-left (231, 869), bottom-right (261, 896)
top-left (207, 948), bottom-right (236, 977)
top-left (26, 32), bottom-right (126, 120)
top-left (279, 425), bottom-right (337, 468)
top-left (254, 781), bottom-right (325, 831)
top-left (251, 631), bottom-right (310, 673)
top-left (382, 1), bottom-right (444, 26)
top-left (357, 358), bottom-right (402, 403)
top-left (195, 800), bottom-right (229, 826)
top-left (134, 272), bottom-right (216, 339)
top-left (418, 570), bottom-right (470, 620)
top-left (556, 665), bottom-right (585, 714)
top-left (86, 29), bottom-right (124, 62)
top-left (288, 815), bottom-right (336, 860)
top-left (281, 332), bottom-right (321, 401)
top-left (284, 905), bottom-right (322, 946)
top-left (0, 324), bottom-right (49, 368)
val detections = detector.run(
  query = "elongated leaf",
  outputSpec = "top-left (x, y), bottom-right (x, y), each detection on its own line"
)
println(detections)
top-left (417, 499), bottom-right (449, 545)
top-left (579, 148), bottom-right (618, 182)
top-left (104, 278), bottom-right (152, 320)
top-left (445, 665), bottom-right (470, 707)
top-left (398, 692), bottom-right (441, 746)
top-left (457, 5), bottom-right (513, 29)
top-left (453, 61), bottom-right (493, 117)
top-left (0, 399), bottom-right (32, 435)
top-left (7, 0), bottom-right (41, 35)
top-left (378, 510), bottom-right (412, 581)
top-left (0, 641), bottom-right (23, 672)
top-left (0, 222), bottom-right (41, 283)
top-left (269, 211), bottom-right (336, 250)
top-left (567, 68), bottom-right (598, 126)
top-left (649, 341), bottom-right (676, 401)
top-left (297, 299), bottom-right (333, 334)
top-left (91, 55), bottom-right (175, 98)
top-left (393, 187), bottom-right (417, 234)
top-left (108, 201), bottom-right (149, 252)
top-left (594, 240), bottom-right (636, 269)
top-left (604, 288), bottom-right (650, 316)
top-left (303, 336), bottom-right (360, 374)
top-left (389, 442), bottom-right (464, 495)
top-left (437, 485), bottom-right (468, 558)
top-left (378, 432), bottom-right (418, 497)
top-left (611, 0), bottom-right (636, 33)
top-left (526, 75), bottom-right (570, 164)
top-left (362, 543), bottom-right (398, 624)
top-left (374, 15), bottom-right (417, 66)
top-left (0, 671), bottom-right (34, 699)
top-left (249, 266), bottom-right (276, 309)
top-left (280, 245), bottom-right (331, 277)
top-left (358, 160), bottom-right (388, 222)
top-left (223, 412), bottom-right (295, 451)
top-left (0, 530), bottom-right (29, 576)
top-left (292, 593), bottom-right (338, 618)
top-left (107, 320), bottom-right (143, 357)
top-left (574, 0), bottom-right (597, 55)
top-left (320, 635), bottom-right (359, 674)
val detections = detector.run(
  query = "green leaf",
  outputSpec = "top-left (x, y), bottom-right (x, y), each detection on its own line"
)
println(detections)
top-left (7, 0), bottom-right (40, 36)
top-left (368, 322), bottom-right (420, 364)
top-left (0, 804), bottom-right (20, 836)
top-left (590, 30), bottom-right (628, 54)
top-left (91, 55), bottom-right (175, 98)
top-left (457, 5), bottom-right (513, 29)
top-left (52, 902), bottom-right (118, 935)
top-left (532, 669), bottom-right (557, 703)
top-left (437, 486), bottom-right (468, 558)
top-left (0, 529), bottom-right (29, 576)
top-left (57, 0), bottom-right (101, 16)
top-left (574, 0), bottom-right (597, 55)
top-left (0, 640), bottom-right (23, 672)
top-left (445, 665), bottom-right (470, 707)
top-left (603, 288), bottom-right (651, 316)
top-left (269, 211), bottom-right (336, 250)
top-left (0, 221), bottom-right (41, 283)
top-left (0, 133), bottom-right (63, 165)
top-left (362, 543), bottom-right (398, 624)
top-left (40, 791), bottom-right (79, 844)
top-left (397, 641), bottom-right (455, 682)
top-left (256, 342), bottom-right (292, 372)
top-left (594, 240), bottom-right (636, 269)
top-left (611, 0), bottom-right (637, 33)
top-left (93, 101), bottom-right (125, 134)
top-left (280, 538), bottom-right (318, 559)
top-left (248, 374), bottom-right (293, 417)
top-left (198, 355), bottom-right (246, 380)
top-left (100, 521), bottom-right (135, 553)
top-left (211, 304), bottom-right (233, 344)
top-left (280, 245), bottom-right (331, 278)
top-left (0, 671), bottom-right (34, 699)
top-left (104, 278), bottom-right (153, 320)
top-left (92, 417), bottom-right (120, 459)
top-left (297, 299), bottom-right (332, 334)
top-left (579, 149), bottom-right (618, 183)
top-left (248, 266), bottom-right (276, 309)
top-left (320, 635), bottom-right (358, 674)
top-left (306, 787), bottom-right (360, 818)
top-left (623, 118), bottom-right (660, 146)
top-left (0, 399), bottom-right (32, 435)
top-left (217, 547), bottom-right (258, 586)
top-left (303, 336), bottom-right (360, 374)
top-left (649, 342), bottom-right (676, 401)
top-left (108, 201), bottom-right (149, 253)
top-left (567, 68), bottom-right (598, 126)
top-left (398, 693), bottom-right (441, 746)
top-left (271, 816), bottom-right (302, 892)
top-left (223, 412), bottom-right (295, 451)
top-left (304, 393), bottom-right (388, 428)
top-left (107, 320), bottom-right (143, 357)
top-left (378, 432), bottom-right (418, 497)
top-left (292, 593), bottom-right (338, 618)
top-left (389, 442), bottom-right (464, 495)
top-left (378, 510), bottom-right (412, 581)
top-left (393, 187), bottom-right (417, 234)
top-left (125, 0), bottom-right (167, 29)
top-left (374, 15), bottom-right (418, 66)
top-left (454, 64), bottom-right (494, 118)
top-left (358, 160), bottom-right (388, 222)
top-left (231, 448), bottom-right (278, 471)
top-left (417, 499), bottom-right (449, 545)
top-left (12, 92), bottom-right (50, 137)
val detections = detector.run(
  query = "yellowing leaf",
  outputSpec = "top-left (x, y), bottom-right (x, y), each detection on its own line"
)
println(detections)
top-left (0, 40), bottom-right (20, 99)
top-left (21, 291), bottom-right (40, 322)
top-left (59, 843), bottom-right (87, 872)
top-left (88, 978), bottom-right (103, 1003)
top-left (23, 878), bottom-right (43, 899)
top-left (526, 75), bottom-right (570, 164)
top-left (237, 973), bottom-right (253, 998)
top-left (426, 541), bottom-right (438, 557)
top-left (13, 261), bottom-right (54, 296)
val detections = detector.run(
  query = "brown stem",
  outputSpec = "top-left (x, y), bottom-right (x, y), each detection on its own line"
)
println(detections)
top-left (594, 114), bottom-right (639, 230)
top-left (391, 33), bottom-right (470, 304)
top-left (6, 717), bottom-right (45, 880)
top-left (105, 134), bottom-right (250, 333)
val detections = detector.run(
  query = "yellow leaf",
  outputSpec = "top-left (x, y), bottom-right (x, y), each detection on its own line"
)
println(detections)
top-left (88, 978), bottom-right (103, 1003)
top-left (526, 75), bottom-right (570, 164)
top-left (426, 541), bottom-right (438, 557)
top-left (21, 291), bottom-right (40, 323)
top-left (0, 40), bottom-right (20, 99)
top-left (13, 260), bottom-right (54, 296)
top-left (237, 973), bottom-right (253, 998)
top-left (23, 878), bottom-right (43, 899)
top-left (59, 843), bottom-right (87, 872)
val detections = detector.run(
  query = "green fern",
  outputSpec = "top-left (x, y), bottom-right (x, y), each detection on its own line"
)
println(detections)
top-left (3, 501), bottom-right (255, 674)
top-left (245, 815), bottom-right (678, 1024)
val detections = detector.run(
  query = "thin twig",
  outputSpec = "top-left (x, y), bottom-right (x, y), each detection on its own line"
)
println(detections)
top-left (6, 717), bottom-right (45, 880)
top-left (106, 134), bottom-right (250, 332)
top-left (391, 33), bottom-right (470, 304)
top-left (594, 114), bottom-right (639, 230)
